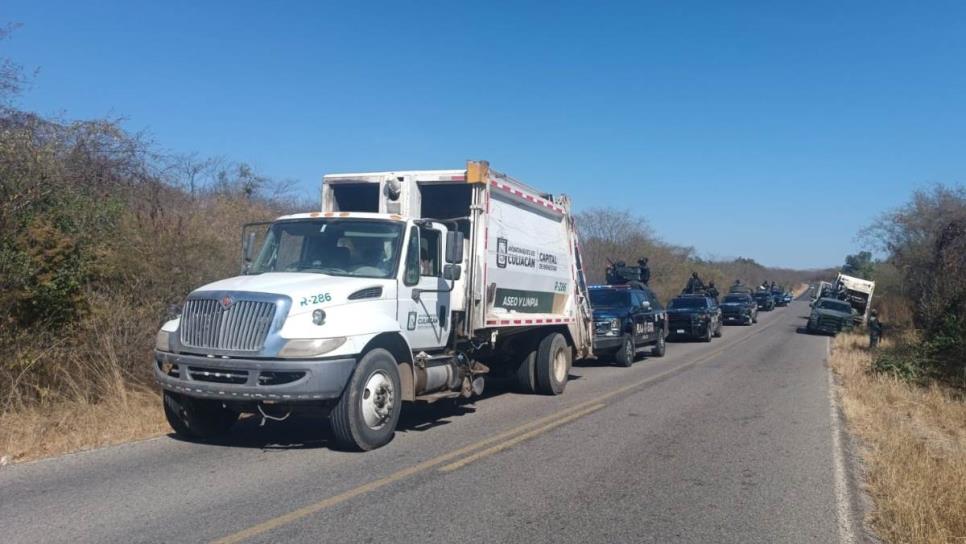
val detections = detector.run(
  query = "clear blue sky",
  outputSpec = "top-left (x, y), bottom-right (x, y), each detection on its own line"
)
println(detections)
top-left (4, 1), bottom-right (964, 268)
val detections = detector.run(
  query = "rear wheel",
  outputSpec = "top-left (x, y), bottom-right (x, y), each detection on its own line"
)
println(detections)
top-left (163, 391), bottom-right (238, 440)
top-left (330, 348), bottom-right (402, 451)
top-left (614, 334), bottom-right (635, 367)
top-left (536, 333), bottom-right (571, 395)
top-left (651, 331), bottom-right (667, 357)
top-left (514, 349), bottom-right (538, 393)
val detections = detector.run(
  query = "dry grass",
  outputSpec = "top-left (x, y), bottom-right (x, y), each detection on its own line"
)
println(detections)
top-left (0, 386), bottom-right (165, 464)
top-left (830, 332), bottom-right (966, 543)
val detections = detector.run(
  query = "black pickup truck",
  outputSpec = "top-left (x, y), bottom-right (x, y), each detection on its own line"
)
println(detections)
top-left (753, 290), bottom-right (776, 311)
top-left (666, 294), bottom-right (722, 342)
top-left (720, 292), bottom-right (758, 325)
top-left (589, 285), bottom-right (668, 367)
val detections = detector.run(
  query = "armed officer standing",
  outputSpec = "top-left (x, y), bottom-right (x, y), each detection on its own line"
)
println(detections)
top-left (706, 281), bottom-right (719, 302)
top-left (684, 272), bottom-right (705, 294)
top-left (638, 257), bottom-right (651, 286)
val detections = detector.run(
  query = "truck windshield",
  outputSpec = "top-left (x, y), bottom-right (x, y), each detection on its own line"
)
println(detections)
top-left (723, 295), bottom-right (748, 303)
top-left (668, 298), bottom-right (706, 309)
top-left (249, 219), bottom-right (404, 279)
top-left (589, 290), bottom-right (630, 307)
top-left (817, 300), bottom-right (852, 313)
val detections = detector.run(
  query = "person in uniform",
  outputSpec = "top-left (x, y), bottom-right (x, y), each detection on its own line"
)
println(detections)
top-left (706, 281), bottom-right (719, 302)
top-left (684, 272), bottom-right (705, 294)
top-left (638, 257), bottom-right (651, 286)
top-left (868, 309), bottom-right (883, 348)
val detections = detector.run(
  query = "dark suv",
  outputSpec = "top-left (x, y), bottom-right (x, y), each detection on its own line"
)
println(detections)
top-left (753, 290), bottom-right (776, 311)
top-left (590, 285), bottom-right (668, 367)
top-left (720, 293), bottom-right (758, 325)
top-left (666, 294), bottom-right (722, 342)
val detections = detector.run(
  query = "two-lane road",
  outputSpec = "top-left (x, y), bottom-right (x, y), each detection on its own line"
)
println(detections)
top-left (0, 298), bottom-right (860, 543)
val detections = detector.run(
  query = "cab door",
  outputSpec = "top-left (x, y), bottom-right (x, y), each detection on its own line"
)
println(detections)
top-left (397, 224), bottom-right (451, 351)
top-left (643, 288), bottom-right (665, 341)
top-left (630, 291), bottom-right (649, 344)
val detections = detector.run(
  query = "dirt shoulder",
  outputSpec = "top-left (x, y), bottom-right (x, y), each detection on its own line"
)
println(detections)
top-left (829, 332), bottom-right (966, 543)
top-left (0, 387), bottom-right (165, 465)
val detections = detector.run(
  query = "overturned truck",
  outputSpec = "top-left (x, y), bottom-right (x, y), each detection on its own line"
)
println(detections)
top-left (154, 161), bottom-right (594, 450)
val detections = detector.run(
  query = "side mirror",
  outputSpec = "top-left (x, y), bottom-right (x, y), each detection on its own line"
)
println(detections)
top-left (445, 231), bottom-right (464, 264)
top-left (443, 264), bottom-right (462, 281)
top-left (243, 231), bottom-right (257, 262)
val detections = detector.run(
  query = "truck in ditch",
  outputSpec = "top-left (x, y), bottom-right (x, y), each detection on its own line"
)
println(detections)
top-left (835, 273), bottom-right (875, 324)
top-left (153, 161), bottom-right (594, 450)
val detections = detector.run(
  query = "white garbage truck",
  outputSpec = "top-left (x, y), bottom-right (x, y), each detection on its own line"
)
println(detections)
top-left (835, 273), bottom-right (876, 324)
top-left (154, 161), bottom-right (594, 450)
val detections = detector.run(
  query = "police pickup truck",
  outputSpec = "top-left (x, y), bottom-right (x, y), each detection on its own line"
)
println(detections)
top-left (589, 285), bottom-right (667, 366)
top-left (666, 294), bottom-right (723, 342)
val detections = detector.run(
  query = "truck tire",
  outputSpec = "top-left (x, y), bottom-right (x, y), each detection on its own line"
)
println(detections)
top-left (514, 349), bottom-right (538, 393)
top-left (330, 348), bottom-right (402, 451)
top-left (713, 321), bottom-right (723, 338)
top-left (651, 331), bottom-right (666, 357)
top-left (752, 313), bottom-right (758, 324)
top-left (535, 333), bottom-right (571, 395)
top-left (163, 391), bottom-right (238, 440)
top-left (703, 324), bottom-right (713, 342)
top-left (614, 334), bottom-right (635, 367)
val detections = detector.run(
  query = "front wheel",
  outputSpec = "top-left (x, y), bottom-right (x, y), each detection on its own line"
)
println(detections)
top-left (703, 323), bottom-right (713, 342)
top-left (330, 348), bottom-right (403, 451)
top-left (651, 331), bottom-right (667, 357)
top-left (163, 391), bottom-right (238, 440)
top-left (614, 334), bottom-right (635, 367)
top-left (713, 321), bottom-right (723, 338)
top-left (536, 333), bottom-right (571, 395)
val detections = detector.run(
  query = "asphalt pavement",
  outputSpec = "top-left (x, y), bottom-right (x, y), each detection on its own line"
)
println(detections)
top-left (0, 297), bottom-right (862, 543)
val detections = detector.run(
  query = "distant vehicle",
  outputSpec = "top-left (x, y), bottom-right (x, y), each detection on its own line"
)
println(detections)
top-left (835, 273), bottom-right (875, 324)
top-left (753, 290), bottom-right (776, 311)
top-left (589, 285), bottom-right (667, 367)
top-left (814, 281), bottom-right (834, 300)
top-left (782, 292), bottom-right (793, 304)
top-left (806, 298), bottom-right (856, 335)
top-left (666, 294), bottom-right (722, 342)
top-left (720, 293), bottom-right (758, 325)
top-left (772, 288), bottom-right (789, 307)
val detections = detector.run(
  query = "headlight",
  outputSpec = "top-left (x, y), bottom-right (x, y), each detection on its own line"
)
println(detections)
top-left (609, 318), bottom-right (621, 333)
top-left (155, 330), bottom-right (171, 352)
top-left (278, 337), bottom-right (347, 358)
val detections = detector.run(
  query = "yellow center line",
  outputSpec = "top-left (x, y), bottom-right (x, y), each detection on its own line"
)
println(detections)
top-left (211, 323), bottom-right (767, 544)
top-left (439, 402), bottom-right (607, 473)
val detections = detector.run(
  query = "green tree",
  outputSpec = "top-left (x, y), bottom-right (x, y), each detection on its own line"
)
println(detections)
top-left (841, 251), bottom-right (875, 279)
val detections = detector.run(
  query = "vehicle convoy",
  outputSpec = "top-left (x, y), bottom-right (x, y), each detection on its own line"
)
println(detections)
top-left (806, 297), bottom-right (856, 335)
top-left (719, 292), bottom-right (758, 325)
top-left (589, 284), bottom-right (667, 366)
top-left (666, 294), bottom-right (722, 341)
top-left (835, 273), bottom-right (875, 324)
top-left (153, 161), bottom-right (594, 450)
top-left (753, 290), bottom-right (776, 311)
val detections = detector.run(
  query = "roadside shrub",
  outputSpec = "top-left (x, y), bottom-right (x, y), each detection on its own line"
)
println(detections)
top-left (863, 184), bottom-right (966, 387)
top-left (871, 344), bottom-right (926, 382)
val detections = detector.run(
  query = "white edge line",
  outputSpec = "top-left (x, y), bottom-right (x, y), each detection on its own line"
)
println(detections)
top-left (826, 336), bottom-right (858, 544)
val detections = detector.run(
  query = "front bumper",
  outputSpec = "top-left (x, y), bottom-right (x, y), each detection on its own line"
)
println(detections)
top-left (667, 320), bottom-right (708, 338)
top-left (593, 336), bottom-right (623, 352)
top-left (722, 311), bottom-right (750, 323)
top-left (154, 350), bottom-right (356, 401)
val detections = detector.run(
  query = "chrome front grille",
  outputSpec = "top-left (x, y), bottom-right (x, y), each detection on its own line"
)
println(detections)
top-left (180, 298), bottom-right (276, 352)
